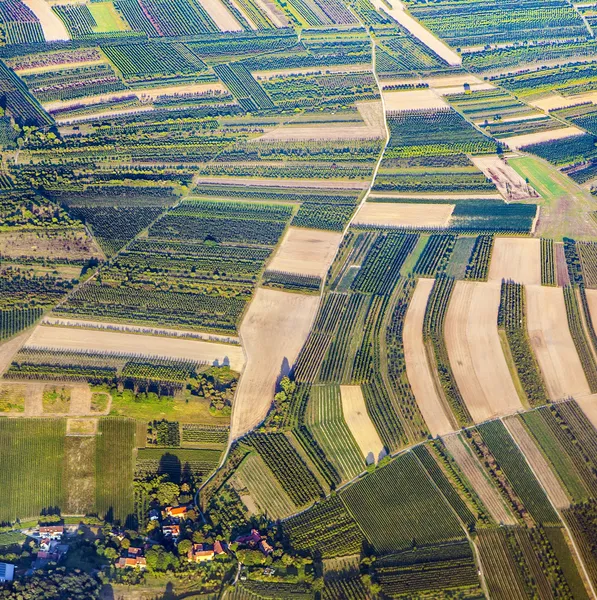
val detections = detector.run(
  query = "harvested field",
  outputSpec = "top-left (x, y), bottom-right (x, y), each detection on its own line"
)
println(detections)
top-left (443, 433), bottom-right (516, 525)
top-left (504, 416), bottom-right (570, 509)
top-left (230, 288), bottom-right (319, 439)
top-left (63, 435), bottom-right (96, 515)
top-left (352, 202), bottom-right (453, 228)
top-left (531, 92), bottom-right (597, 112)
top-left (255, 102), bottom-right (384, 141)
top-left (43, 83), bottom-right (226, 111)
top-left (471, 156), bottom-right (538, 201)
top-left (253, 0), bottom-right (288, 27)
top-left (267, 227), bottom-right (342, 279)
top-left (197, 0), bottom-right (242, 30)
top-left (0, 229), bottom-right (102, 260)
top-left (574, 393), bottom-right (597, 431)
top-left (555, 243), bottom-right (570, 286)
top-left (24, 325), bottom-right (245, 371)
top-left (192, 176), bottom-right (368, 190)
top-left (488, 237), bottom-right (541, 286)
top-left (369, 0), bottom-right (461, 65)
top-left (339, 385), bottom-right (385, 464)
top-left (382, 89), bottom-right (447, 112)
top-left (403, 278), bottom-right (456, 436)
top-left (501, 126), bottom-right (585, 150)
top-left (445, 281), bottom-right (522, 422)
top-left (23, 0), bottom-right (70, 40)
top-left (526, 285), bottom-right (590, 400)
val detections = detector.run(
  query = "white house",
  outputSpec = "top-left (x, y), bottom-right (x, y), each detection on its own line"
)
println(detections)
top-left (0, 562), bottom-right (14, 582)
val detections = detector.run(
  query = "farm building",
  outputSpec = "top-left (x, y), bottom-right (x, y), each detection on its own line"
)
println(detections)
top-left (39, 525), bottom-right (63, 540)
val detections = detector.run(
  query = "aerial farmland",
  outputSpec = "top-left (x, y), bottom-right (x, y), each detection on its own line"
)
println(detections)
top-left (1, 0), bottom-right (597, 597)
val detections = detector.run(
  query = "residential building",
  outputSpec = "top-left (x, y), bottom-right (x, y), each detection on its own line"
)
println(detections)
top-left (187, 544), bottom-right (214, 562)
top-left (39, 525), bottom-right (63, 540)
top-left (0, 563), bottom-right (14, 583)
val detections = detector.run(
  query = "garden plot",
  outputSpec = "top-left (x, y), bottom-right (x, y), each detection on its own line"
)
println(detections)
top-left (339, 385), bottom-right (385, 464)
top-left (24, 325), bottom-right (245, 371)
top-left (383, 88), bottom-right (447, 112)
top-left (352, 202), bottom-right (454, 228)
top-left (369, 0), bottom-right (461, 65)
top-left (267, 227), bottom-right (342, 279)
top-left (231, 288), bottom-right (319, 440)
top-left (197, 0), bottom-right (243, 31)
top-left (403, 278), bottom-right (456, 436)
top-left (442, 433), bottom-right (516, 525)
top-left (488, 237), bottom-right (541, 286)
top-left (22, 0), bottom-right (70, 40)
top-left (525, 285), bottom-right (590, 400)
top-left (445, 281), bottom-right (522, 422)
top-left (500, 126), bottom-right (585, 150)
top-left (471, 156), bottom-right (538, 201)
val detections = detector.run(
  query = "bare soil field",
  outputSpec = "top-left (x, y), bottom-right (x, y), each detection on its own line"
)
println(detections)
top-left (253, 0), bottom-right (288, 27)
top-left (22, 0), bottom-right (70, 41)
top-left (43, 83), bottom-right (226, 111)
top-left (369, 0), bottom-right (461, 65)
top-left (471, 156), bottom-right (538, 201)
top-left (555, 242), bottom-right (570, 286)
top-left (69, 385), bottom-right (92, 415)
top-left (403, 278), bottom-right (456, 436)
top-left (531, 93), bottom-right (597, 112)
top-left (25, 325), bottom-right (246, 371)
top-left (443, 433), bottom-right (516, 525)
top-left (0, 330), bottom-right (34, 376)
top-left (436, 83), bottom-right (494, 96)
top-left (445, 281), bottom-right (522, 422)
top-left (230, 288), bottom-right (319, 440)
top-left (503, 416), bottom-right (570, 509)
top-left (197, 0), bottom-right (242, 31)
top-left (0, 228), bottom-right (102, 260)
top-left (526, 285), bottom-right (590, 400)
top-left (266, 227), bottom-right (342, 279)
top-left (574, 393), bottom-right (597, 430)
top-left (500, 126), bottom-right (585, 150)
top-left (42, 317), bottom-right (240, 345)
top-left (383, 89), bottom-right (448, 112)
top-left (584, 289), bottom-right (597, 332)
top-left (339, 385), bottom-right (385, 464)
top-left (488, 237), bottom-right (541, 286)
top-left (192, 176), bottom-right (368, 190)
top-left (63, 435), bottom-right (96, 515)
top-left (352, 202), bottom-right (454, 228)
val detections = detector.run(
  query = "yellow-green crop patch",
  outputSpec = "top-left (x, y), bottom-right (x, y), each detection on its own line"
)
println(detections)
top-left (88, 2), bottom-right (129, 32)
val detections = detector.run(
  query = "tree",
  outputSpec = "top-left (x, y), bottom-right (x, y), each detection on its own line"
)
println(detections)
top-left (178, 539), bottom-right (192, 556)
top-left (157, 481), bottom-right (180, 506)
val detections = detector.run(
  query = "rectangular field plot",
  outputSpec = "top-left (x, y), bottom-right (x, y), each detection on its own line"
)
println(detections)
top-left (471, 156), bottom-right (537, 202)
top-left (267, 227), bottom-right (342, 279)
top-left (403, 277), bottom-right (456, 436)
top-left (0, 418), bottom-right (66, 522)
top-left (339, 385), bottom-right (385, 464)
top-left (25, 325), bottom-right (245, 372)
top-left (352, 202), bottom-right (454, 228)
top-left (197, 0), bottom-right (242, 31)
top-left (340, 452), bottom-right (466, 554)
top-left (445, 281), bottom-right (522, 423)
top-left (305, 385), bottom-right (365, 481)
top-left (526, 285), bottom-right (590, 400)
top-left (488, 237), bottom-right (541, 286)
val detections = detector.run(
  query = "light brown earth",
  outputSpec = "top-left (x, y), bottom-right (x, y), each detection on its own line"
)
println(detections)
top-left (43, 83), bottom-right (226, 111)
top-left (525, 285), bottom-right (590, 400)
top-left (531, 93), bottom-right (597, 111)
top-left (352, 202), bottom-right (454, 228)
top-left (445, 281), bottom-right (523, 422)
top-left (266, 227), bottom-right (342, 279)
top-left (255, 101), bottom-right (384, 141)
top-left (339, 385), bottom-right (385, 464)
top-left (503, 416), bottom-right (570, 509)
top-left (501, 126), bottom-right (585, 150)
top-left (42, 316), bottom-right (240, 345)
top-left (403, 278), bottom-right (456, 436)
top-left (253, 0), bottom-right (288, 27)
top-left (22, 0), bottom-right (70, 40)
top-left (197, 0), bottom-right (243, 31)
top-left (471, 156), bottom-right (538, 201)
top-left (0, 330), bottom-right (34, 376)
top-left (369, 0), bottom-right (461, 65)
top-left (443, 433), bottom-right (516, 525)
top-left (0, 229), bottom-right (103, 260)
top-left (230, 288), bottom-right (319, 440)
top-left (383, 89), bottom-right (448, 112)
top-left (192, 176), bottom-right (368, 190)
top-left (24, 384), bottom-right (44, 416)
top-left (230, 0), bottom-right (256, 28)
top-left (583, 289), bottom-right (597, 332)
top-left (488, 237), bottom-right (541, 285)
top-left (574, 393), bottom-right (597, 430)
top-left (69, 385), bottom-right (92, 415)
top-left (25, 325), bottom-right (246, 371)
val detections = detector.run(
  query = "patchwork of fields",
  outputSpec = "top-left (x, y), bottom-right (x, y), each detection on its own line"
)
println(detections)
top-left (2, 0), bottom-right (597, 596)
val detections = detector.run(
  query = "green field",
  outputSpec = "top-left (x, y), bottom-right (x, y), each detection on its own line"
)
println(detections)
top-left (88, 2), bottom-right (129, 31)
top-left (0, 418), bottom-right (66, 522)
top-left (96, 418), bottom-right (135, 523)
